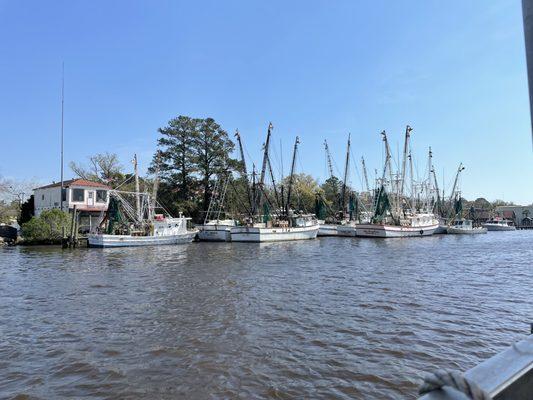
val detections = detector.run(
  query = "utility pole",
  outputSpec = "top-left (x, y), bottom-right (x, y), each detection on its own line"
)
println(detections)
top-left (60, 62), bottom-right (65, 212)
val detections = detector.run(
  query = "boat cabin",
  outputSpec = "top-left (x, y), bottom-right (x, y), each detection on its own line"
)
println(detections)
top-left (450, 219), bottom-right (472, 229)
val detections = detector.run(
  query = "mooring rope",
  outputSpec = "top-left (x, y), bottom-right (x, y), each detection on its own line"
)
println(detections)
top-left (418, 370), bottom-right (492, 400)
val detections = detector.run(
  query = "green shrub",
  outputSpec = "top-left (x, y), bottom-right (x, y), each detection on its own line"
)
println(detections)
top-left (21, 209), bottom-right (70, 244)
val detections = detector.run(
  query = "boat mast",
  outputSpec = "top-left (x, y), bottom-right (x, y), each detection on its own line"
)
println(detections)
top-left (340, 134), bottom-right (351, 217)
top-left (324, 140), bottom-right (335, 179)
top-left (408, 150), bottom-right (414, 211)
top-left (285, 136), bottom-right (300, 217)
top-left (150, 152), bottom-right (160, 219)
top-left (426, 147), bottom-right (433, 213)
top-left (133, 154), bottom-right (141, 221)
top-left (251, 165), bottom-right (257, 216)
top-left (449, 163), bottom-right (465, 204)
top-left (361, 156), bottom-right (370, 192)
top-left (257, 122), bottom-right (273, 213)
top-left (376, 130), bottom-right (394, 219)
top-left (235, 130), bottom-right (253, 212)
top-left (399, 125), bottom-right (412, 214)
top-left (431, 165), bottom-right (441, 216)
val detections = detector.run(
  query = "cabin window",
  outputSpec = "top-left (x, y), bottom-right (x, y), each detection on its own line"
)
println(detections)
top-left (61, 188), bottom-right (67, 202)
top-left (41, 194), bottom-right (44, 200)
top-left (72, 188), bottom-right (85, 202)
top-left (96, 190), bottom-right (107, 203)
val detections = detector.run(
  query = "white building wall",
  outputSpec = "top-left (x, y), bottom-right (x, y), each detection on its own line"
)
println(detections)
top-left (34, 185), bottom-right (109, 216)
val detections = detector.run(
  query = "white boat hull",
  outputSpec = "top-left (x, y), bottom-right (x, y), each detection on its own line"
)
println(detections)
top-left (355, 223), bottom-right (439, 238)
top-left (482, 224), bottom-right (516, 231)
top-left (88, 232), bottom-right (197, 248)
top-left (447, 227), bottom-right (487, 234)
top-left (197, 225), bottom-right (232, 242)
top-left (230, 225), bottom-right (319, 242)
top-left (336, 224), bottom-right (357, 237)
top-left (318, 224), bottom-right (339, 236)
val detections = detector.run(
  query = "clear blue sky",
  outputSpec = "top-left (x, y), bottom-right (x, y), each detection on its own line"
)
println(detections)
top-left (1, 0), bottom-right (531, 204)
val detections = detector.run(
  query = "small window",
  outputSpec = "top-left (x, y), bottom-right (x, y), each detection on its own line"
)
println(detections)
top-left (61, 188), bottom-right (67, 202)
top-left (41, 194), bottom-right (44, 200)
top-left (72, 188), bottom-right (84, 202)
top-left (96, 190), bottom-right (107, 203)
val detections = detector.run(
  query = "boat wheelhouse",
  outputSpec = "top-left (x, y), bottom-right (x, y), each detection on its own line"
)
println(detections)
top-left (446, 218), bottom-right (487, 234)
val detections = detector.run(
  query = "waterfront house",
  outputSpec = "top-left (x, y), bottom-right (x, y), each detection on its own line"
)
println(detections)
top-left (495, 205), bottom-right (533, 228)
top-left (33, 179), bottom-right (111, 232)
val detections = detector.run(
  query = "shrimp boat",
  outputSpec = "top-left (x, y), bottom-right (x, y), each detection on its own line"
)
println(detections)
top-left (317, 138), bottom-right (371, 237)
top-left (447, 219), bottom-right (487, 234)
top-left (230, 214), bottom-right (318, 242)
top-left (88, 213), bottom-right (196, 247)
top-left (88, 155), bottom-right (197, 248)
top-left (230, 124), bottom-right (319, 242)
top-left (197, 219), bottom-right (236, 242)
top-left (482, 218), bottom-right (516, 231)
top-left (317, 222), bottom-right (340, 236)
top-left (197, 174), bottom-right (238, 242)
top-left (356, 127), bottom-right (439, 238)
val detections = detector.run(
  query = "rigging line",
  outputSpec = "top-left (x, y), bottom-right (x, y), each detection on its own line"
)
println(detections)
top-left (228, 178), bottom-right (252, 217)
top-left (114, 174), bottom-right (134, 190)
top-left (349, 147), bottom-right (364, 192)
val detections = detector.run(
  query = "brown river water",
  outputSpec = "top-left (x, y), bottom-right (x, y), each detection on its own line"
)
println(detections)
top-left (1, 231), bottom-right (532, 399)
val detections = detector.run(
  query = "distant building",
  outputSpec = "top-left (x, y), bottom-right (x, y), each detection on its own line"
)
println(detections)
top-left (495, 205), bottom-right (533, 228)
top-left (33, 179), bottom-right (110, 231)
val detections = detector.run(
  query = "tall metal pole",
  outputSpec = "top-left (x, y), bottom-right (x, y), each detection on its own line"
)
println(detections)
top-left (286, 136), bottom-right (300, 217)
top-left (449, 163), bottom-right (465, 204)
top-left (522, 0), bottom-right (533, 145)
top-left (340, 133), bottom-right (351, 216)
top-left (408, 151), bottom-right (414, 211)
top-left (399, 125), bottom-right (412, 213)
top-left (235, 130), bottom-right (253, 212)
top-left (324, 140), bottom-right (335, 179)
top-left (257, 122), bottom-right (273, 213)
top-left (60, 62), bottom-right (65, 212)
top-left (361, 156), bottom-right (370, 192)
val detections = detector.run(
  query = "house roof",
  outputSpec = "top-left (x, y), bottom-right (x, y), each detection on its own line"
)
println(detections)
top-left (35, 179), bottom-right (111, 190)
